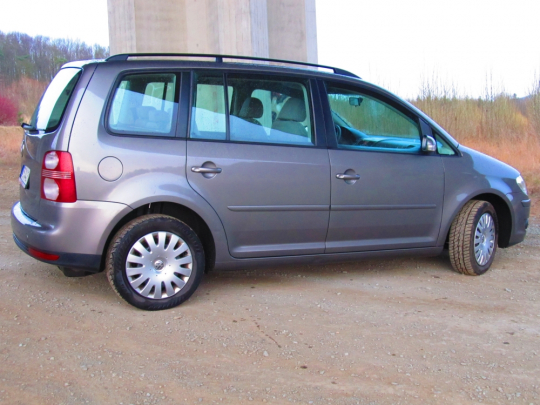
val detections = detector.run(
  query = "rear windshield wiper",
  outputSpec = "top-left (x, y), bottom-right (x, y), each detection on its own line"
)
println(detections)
top-left (21, 122), bottom-right (37, 131)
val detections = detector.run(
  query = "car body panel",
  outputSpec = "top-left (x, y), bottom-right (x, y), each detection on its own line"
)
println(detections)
top-left (12, 198), bottom-right (130, 268)
top-left (186, 140), bottom-right (331, 257)
top-left (18, 63), bottom-right (98, 220)
top-left (326, 150), bottom-right (444, 252)
top-left (436, 146), bottom-right (526, 247)
top-left (65, 63), bottom-right (231, 265)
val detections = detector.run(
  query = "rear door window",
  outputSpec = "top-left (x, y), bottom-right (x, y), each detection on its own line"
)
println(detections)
top-left (108, 73), bottom-right (178, 137)
top-left (190, 72), bottom-right (314, 146)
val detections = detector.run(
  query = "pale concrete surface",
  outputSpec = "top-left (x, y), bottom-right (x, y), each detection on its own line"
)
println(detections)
top-left (108, 0), bottom-right (317, 62)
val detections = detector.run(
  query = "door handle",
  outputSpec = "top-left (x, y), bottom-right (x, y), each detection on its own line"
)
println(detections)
top-left (191, 166), bottom-right (222, 174)
top-left (336, 173), bottom-right (360, 180)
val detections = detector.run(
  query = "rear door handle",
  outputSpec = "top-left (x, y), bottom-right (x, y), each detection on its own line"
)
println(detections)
top-left (336, 173), bottom-right (360, 180)
top-left (191, 167), bottom-right (222, 174)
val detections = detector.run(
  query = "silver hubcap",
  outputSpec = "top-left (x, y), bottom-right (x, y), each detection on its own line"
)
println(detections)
top-left (126, 231), bottom-right (192, 299)
top-left (474, 213), bottom-right (495, 266)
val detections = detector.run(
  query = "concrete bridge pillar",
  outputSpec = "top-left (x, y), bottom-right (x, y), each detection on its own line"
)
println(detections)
top-left (107, 0), bottom-right (317, 63)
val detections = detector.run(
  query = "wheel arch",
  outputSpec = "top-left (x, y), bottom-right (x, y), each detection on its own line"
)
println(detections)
top-left (101, 201), bottom-right (217, 273)
top-left (474, 193), bottom-right (512, 248)
top-left (444, 192), bottom-right (513, 249)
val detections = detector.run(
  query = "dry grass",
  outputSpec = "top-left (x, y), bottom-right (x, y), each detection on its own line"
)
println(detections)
top-left (0, 126), bottom-right (23, 166)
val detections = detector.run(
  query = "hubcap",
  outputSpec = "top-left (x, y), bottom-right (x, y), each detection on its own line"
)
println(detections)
top-left (125, 231), bottom-right (193, 299)
top-left (474, 213), bottom-right (495, 266)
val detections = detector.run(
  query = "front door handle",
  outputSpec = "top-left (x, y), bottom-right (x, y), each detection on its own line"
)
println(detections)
top-left (336, 173), bottom-right (360, 180)
top-left (191, 166), bottom-right (222, 174)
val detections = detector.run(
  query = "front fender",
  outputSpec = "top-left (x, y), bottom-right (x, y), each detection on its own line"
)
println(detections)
top-left (438, 146), bottom-right (522, 247)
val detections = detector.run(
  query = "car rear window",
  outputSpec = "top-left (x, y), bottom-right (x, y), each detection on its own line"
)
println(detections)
top-left (29, 68), bottom-right (81, 132)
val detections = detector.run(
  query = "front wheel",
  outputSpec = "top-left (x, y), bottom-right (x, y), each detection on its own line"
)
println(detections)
top-left (106, 215), bottom-right (205, 310)
top-left (449, 200), bottom-right (498, 275)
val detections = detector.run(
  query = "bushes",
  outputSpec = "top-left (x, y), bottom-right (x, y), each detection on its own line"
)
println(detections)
top-left (0, 96), bottom-right (18, 125)
top-left (0, 76), bottom-right (47, 122)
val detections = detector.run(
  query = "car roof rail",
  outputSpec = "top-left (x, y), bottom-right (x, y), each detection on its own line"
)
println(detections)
top-left (106, 53), bottom-right (360, 79)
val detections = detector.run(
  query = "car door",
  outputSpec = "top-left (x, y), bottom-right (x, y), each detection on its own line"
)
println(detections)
top-left (321, 81), bottom-right (445, 253)
top-left (186, 71), bottom-right (330, 258)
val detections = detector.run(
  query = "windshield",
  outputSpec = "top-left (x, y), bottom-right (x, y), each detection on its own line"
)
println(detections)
top-left (29, 68), bottom-right (81, 131)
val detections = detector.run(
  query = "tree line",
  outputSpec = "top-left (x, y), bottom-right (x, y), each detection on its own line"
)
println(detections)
top-left (0, 31), bottom-right (109, 84)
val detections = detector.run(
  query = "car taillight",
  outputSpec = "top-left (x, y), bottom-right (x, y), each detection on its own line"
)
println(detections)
top-left (41, 151), bottom-right (77, 203)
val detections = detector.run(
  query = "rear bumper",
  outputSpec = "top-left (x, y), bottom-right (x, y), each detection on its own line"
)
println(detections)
top-left (11, 200), bottom-right (131, 272)
top-left (13, 232), bottom-right (101, 272)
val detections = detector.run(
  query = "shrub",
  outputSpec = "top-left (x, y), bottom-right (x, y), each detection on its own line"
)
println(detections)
top-left (0, 95), bottom-right (19, 125)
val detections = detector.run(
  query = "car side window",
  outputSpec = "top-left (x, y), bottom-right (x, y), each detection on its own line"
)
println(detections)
top-left (326, 84), bottom-right (421, 152)
top-left (108, 73), bottom-right (177, 137)
top-left (227, 75), bottom-right (314, 146)
top-left (190, 72), bottom-right (314, 146)
top-left (435, 132), bottom-right (457, 155)
top-left (190, 73), bottom-right (228, 140)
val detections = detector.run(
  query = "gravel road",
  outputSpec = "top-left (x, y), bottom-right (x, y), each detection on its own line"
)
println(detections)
top-left (1, 166), bottom-right (539, 405)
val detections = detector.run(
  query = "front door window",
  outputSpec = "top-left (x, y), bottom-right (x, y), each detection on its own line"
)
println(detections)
top-left (327, 86), bottom-right (421, 152)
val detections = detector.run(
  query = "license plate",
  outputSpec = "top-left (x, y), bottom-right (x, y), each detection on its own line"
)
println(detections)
top-left (19, 165), bottom-right (31, 189)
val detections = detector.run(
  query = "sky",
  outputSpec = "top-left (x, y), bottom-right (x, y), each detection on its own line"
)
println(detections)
top-left (0, 0), bottom-right (539, 98)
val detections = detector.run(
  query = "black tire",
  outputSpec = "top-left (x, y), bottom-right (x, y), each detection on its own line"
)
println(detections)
top-left (106, 215), bottom-right (205, 310)
top-left (449, 200), bottom-right (498, 276)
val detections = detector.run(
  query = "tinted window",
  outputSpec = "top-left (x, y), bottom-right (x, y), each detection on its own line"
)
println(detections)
top-left (30, 68), bottom-right (81, 132)
top-left (108, 73), bottom-right (177, 137)
top-left (190, 73), bottom-right (314, 146)
top-left (327, 85), bottom-right (421, 152)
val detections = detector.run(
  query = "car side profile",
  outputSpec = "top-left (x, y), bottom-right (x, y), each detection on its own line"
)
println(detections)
top-left (12, 54), bottom-right (530, 310)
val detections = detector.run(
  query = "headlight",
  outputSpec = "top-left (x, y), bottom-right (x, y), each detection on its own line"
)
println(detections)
top-left (516, 175), bottom-right (528, 195)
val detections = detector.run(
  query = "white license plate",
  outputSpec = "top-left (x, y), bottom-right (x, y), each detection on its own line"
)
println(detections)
top-left (19, 165), bottom-right (31, 189)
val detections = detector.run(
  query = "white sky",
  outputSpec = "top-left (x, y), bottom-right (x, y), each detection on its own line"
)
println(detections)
top-left (0, 0), bottom-right (539, 98)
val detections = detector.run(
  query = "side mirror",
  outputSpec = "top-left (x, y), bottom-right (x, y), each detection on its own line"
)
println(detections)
top-left (349, 97), bottom-right (363, 107)
top-left (421, 135), bottom-right (437, 153)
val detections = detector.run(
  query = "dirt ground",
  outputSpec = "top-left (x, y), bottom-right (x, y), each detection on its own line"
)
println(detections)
top-left (1, 164), bottom-right (539, 405)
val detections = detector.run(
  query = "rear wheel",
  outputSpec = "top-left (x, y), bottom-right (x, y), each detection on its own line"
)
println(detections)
top-left (449, 200), bottom-right (498, 275)
top-left (106, 215), bottom-right (205, 310)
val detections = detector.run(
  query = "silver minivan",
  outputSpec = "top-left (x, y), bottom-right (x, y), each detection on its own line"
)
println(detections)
top-left (12, 54), bottom-right (530, 310)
